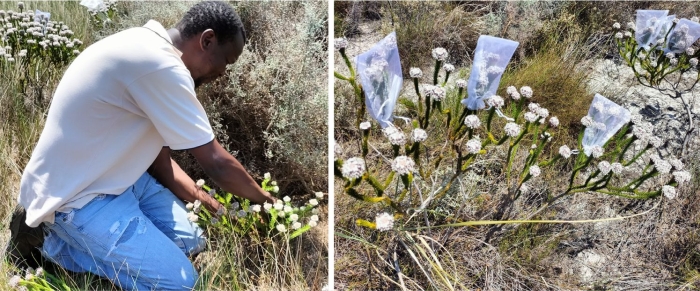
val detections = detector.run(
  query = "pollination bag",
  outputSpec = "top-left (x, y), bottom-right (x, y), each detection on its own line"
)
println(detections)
top-left (463, 35), bottom-right (518, 110)
top-left (356, 32), bottom-right (403, 128)
top-left (582, 94), bottom-right (631, 156)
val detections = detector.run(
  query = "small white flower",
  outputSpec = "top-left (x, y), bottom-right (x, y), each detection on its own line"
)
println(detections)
top-left (536, 107), bottom-right (549, 119)
top-left (409, 67), bottom-right (423, 78)
top-left (486, 95), bottom-right (505, 108)
top-left (276, 224), bottom-right (287, 232)
top-left (673, 18), bottom-right (680, 24)
top-left (615, 32), bottom-right (623, 39)
top-left (653, 158), bottom-right (672, 174)
top-left (432, 47), bottom-right (448, 61)
top-left (193, 200), bottom-right (202, 210)
top-left (264, 172), bottom-right (271, 180)
top-left (73, 49), bottom-right (80, 55)
top-left (309, 199), bottom-right (319, 206)
top-left (598, 161), bottom-right (612, 175)
top-left (524, 112), bottom-right (538, 123)
top-left (186, 202), bottom-right (194, 210)
top-left (559, 145), bottom-right (572, 159)
top-left (412, 128), bottom-right (428, 142)
top-left (251, 204), bottom-right (261, 212)
top-left (465, 138), bottom-right (481, 154)
top-left (312, 208), bottom-right (319, 214)
top-left (649, 137), bottom-right (663, 148)
top-left (311, 214), bottom-right (319, 222)
top-left (613, 22), bottom-right (621, 29)
top-left (464, 115), bottom-right (481, 129)
top-left (591, 146), bottom-right (604, 158)
top-left (528, 103), bottom-right (540, 112)
top-left (529, 165), bottom-right (541, 177)
top-left (9, 275), bottom-right (21, 287)
top-left (611, 162), bottom-right (624, 175)
top-left (271, 185), bottom-right (280, 193)
top-left (375, 212), bottom-right (394, 231)
top-left (392, 156), bottom-right (416, 175)
top-left (549, 116), bottom-right (560, 128)
top-left (342, 157), bottom-right (366, 179)
top-left (424, 85), bottom-right (447, 101)
top-left (274, 201), bottom-right (284, 211)
top-left (692, 16), bottom-right (699, 23)
top-left (662, 185), bottom-right (677, 199)
top-left (673, 170), bottom-right (691, 184)
top-left (519, 183), bottom-right (529, 194)
top-left (520, 86), bottom-right (533, 98)
top-left (309, 220), bottom-right (318, 227)
top-left (290, 214), bottom-right (299, 222)
top-left (35, 267), bottom-right (44, 277)
top-left (531, 144), bottom-right (537, 149)
top-left (284, 205), bottom-right (293, 213)
top-left (283, 196), bottom-right (291, 203)
top-left (196, 179), bottom-right (205, 187)
top-left (231, 201), bottom-right (240, 211)
top-left (359, 121), bottom-right (371, 130)
top-left (691, 58), bottom-right (699, 67)
top-left (668, 158), bottom-right (684, 170)
top-left (443, 63), bottom-right (455, 72)
top-left (277, 211), bottom-right (286, 218)
top-left (334, 38), bottom-right (348, 50)
top-left (627, 21), bottom-right (636, 30)
top-left (624, 31), bottom-right (632, 38)
top-left (504, 122), bottom-right (521, 137)
top-left (292, 222), bottom-right (302, 230)
top-left (187, 212), bottom-right (199, 222)
top-left (670, 58), bottom-right (678, 66)
top-left (456, 79), bottom-right (467, 88)
top-left (315, 192), bottom-right (324, 199)
top-left (263, 202), bottom-right (272, 212)
top-left (388, 130), bottom-right (407, 146)
top-left (687, 47), bottom-right (696, 56)
top-left (581, 115), bottom-right (595, 127)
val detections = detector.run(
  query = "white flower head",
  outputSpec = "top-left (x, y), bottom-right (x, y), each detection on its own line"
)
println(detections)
top-left (536, 107), bottom-right (549, 119)
top-left (424, 85), bottom-right (446, 101)
top-left (283, 196), bottom-right (291, 203)
top-left (412, 128), bottom-right (428, 143)
top-left (666, 53), bottom-right (675, 61)
top-left (312, 208), bottom-right (319, 214)
top-left (276, 224), bottom-right (287, 232)
top-left (464, 115), bottom-right (481, 129)
top-left (187, 212), bottom-right (199, 222)
top-left (673, 170), bottom-right (691, 185)
top-left (217, 206), bottom-right (226, 216)
top-left (309, 220), bottom-right (318, 227)
top-left (193, 199), bottom-right (202, 210)
top-left (581, 115), bottom-right (595, 127)
top-left (277, 211), bottom-right (286, 218)
top-left (612, 22), bottom-right (621, 29)
top-left (186, 202), bottom-right (194, 210)
top-left (264, 172), bottom-right (271, 180)
top-left (529, 165), bottom-right (541, 177)
top-left (519, 183), bottom-right (529, 194)
top-left (598, 161), bottom-right (612, 175)
top-left (591, 146), bottom-right (604, 158)
top-left (615, 32), bottom-right (623, 39)
top-left (456, 79), bottom-right (467, 88)
top-left (528, 102), bottom-right (540, 112)
top-left (432, 47), bottom-right (448, 61)
top-left (524, 112), bottom-right (539, 123)
top-left (231, 201), bottom-right (240, 211)
top-left (315, 192), bottom-right (324, 199)
top-left (649, 136), bottom-right (663, 148)
top-left (520, 86), bottom-right (533, 98)
top-left (391, 156), bottom-right (415, 175)
top-left (342, 157), bottom-right (366, 179)
top-left (388, 130), bottom-right (407, 146)
top-left (662, 185), bottom-right (677, 199)
top-left (691, 58), bottom-right (699, 67)
top-left (251, 204), bottom-right (261, 212)
top-left (274, 201), bottom-right (284, 211)
top-left (409, 67), bottom-right (423, 78)
top-left (504, 122), bottom-right (521, 137)
top-left (443, 63), bottom-right (455, 72)
top-left (311, 214), bottom-right (320, 222)
top-left (263, 202), bottom-right (272, 211)
top-left (687, 47), bottom-right (696, 56)
top-left (196, 179), bottom-right (205, 187)
top-left (653, 158), bottom-right (672, 174)
top-left (627, 21), bottom-right (636, 30)
top-left (670, 58), bottom-right (678, 66)
top-left (465, 138), bottom-right (481, 154)
top-left (290, 214), bottom-right (299, 222)
top-left (611, 162), bottom-right (624, 175)
top-left (668, 158), bottom-right (684, 170)
top-left (549, 116), bottom-right (560, 128)
top-left (486, 95), bottom-right (505, 108)
top-left (334, 38), bottom-right (348, 50)
top-left (283, 205), bottom-right (293, 213)
top-left (559, 145), bottom-right (572, 159)
top-left (35, 267), bottom-right (44, 277)
top-left (624, 31), bottom-right (632, 38)
top-left (292, 222), bottom-right (302, 230)
top-left (375, 212), bottom-right (394, 231)
top-left (309, 198), bottom-right (319, 206)
top-left (9, 275), bottom-right (21, 287)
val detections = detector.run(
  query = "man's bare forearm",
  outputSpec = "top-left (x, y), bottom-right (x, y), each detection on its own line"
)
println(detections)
top-left (148, 147), bottom-right (221, 212)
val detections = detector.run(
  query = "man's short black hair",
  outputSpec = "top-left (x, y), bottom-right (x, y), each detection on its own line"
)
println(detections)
top-left (176, 1), bottom-right (247, 45)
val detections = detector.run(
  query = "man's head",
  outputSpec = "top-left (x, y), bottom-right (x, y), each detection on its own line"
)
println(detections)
top-left (175, 1), bottom-right (246, 88)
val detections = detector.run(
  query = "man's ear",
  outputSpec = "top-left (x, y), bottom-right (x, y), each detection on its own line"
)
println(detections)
top-left (199, 29), bottom-right (216, 50)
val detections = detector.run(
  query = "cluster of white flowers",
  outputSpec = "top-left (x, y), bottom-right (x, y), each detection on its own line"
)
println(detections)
top-left (464, 115), bottom-right (481, 129)
top-left (520, 86), bottom-right (533, 98)
top-left (375, 212), bottom-right (394, 231)
top-left (465, 138), bottom-right (481, 154)
top-left (613, 22), bottom-right (621, 29)
top-left (391, 155), bottom-right (415, 175)
top-left (529, 165), bottom-right (541, 177)
top-left (590, 146), bottom-right (604, 158)
top-left (524, 112), bottom-right (538, 123)
top-left (598, 161), bottom-right (612, 175)
top-left (0, 9), bottom-right (83, 61)
top-left (359, 121), bottom-right (371, 130)
top-left (673, 170), bottom-right (691, 185)
top-left (668, 158), bottom-right (684, 170)
top-left (559, 145), bottom-right (572, 159)
top-left (443, 63), bottom-right (455, 72)
top-left (662, 185), bottom-right (677, 199)
top-left (342, 157), bottom-right (366, 179)
top-left (412, 128), bottom-right (428, 143)
top-left (334, 38), bottom-right (348, 50)
top-left (611, 162), bottom-right (624, 175)
top-left (506, 85), bottom-right (521, 100)
top-left (485, 95), bottom-right (504, 108)
top-left (650, 154), bottom-right (672, 174)
top-left (409, 67), bottom-right (422, 78)
top-left (364, 57), bottom-right (389, 83)
top-left (383, 126), bottom-right (407, 145)
top-left (423, 85), bottom-right (447, 101)
top-left (456, 79), bottom-right (467, 88)
top-left (549, 116), bottom-right (560, 128)
top-left (432, 47), bottom-right (448, 61)
top-left (504, 122), bottom-right (521, 137)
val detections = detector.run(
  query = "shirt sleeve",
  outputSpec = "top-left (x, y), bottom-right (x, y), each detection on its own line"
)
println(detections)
top-left (127, 66), bottom-right (215, 150)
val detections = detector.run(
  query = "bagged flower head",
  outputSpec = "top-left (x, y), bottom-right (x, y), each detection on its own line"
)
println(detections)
top-left (664, 18), bottom-right (700, 53)
top-left (581, 94), bottom-right (631, 156)
top-left (635, 10), bottom-right (675, 51)
top-left (356, 31), bottom-right (403, 128)
top-left (462, 35), bottom-right (519, 110)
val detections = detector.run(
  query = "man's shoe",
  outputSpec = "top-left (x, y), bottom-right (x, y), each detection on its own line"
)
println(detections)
top-left (6, 205), bottom-right (45, 268)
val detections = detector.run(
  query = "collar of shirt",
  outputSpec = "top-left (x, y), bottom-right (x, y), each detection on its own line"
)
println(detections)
top-left (142, 20), bottom-right (183, 58)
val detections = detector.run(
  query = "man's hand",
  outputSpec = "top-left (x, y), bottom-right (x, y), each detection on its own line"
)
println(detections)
top-left (188, 139), bottom-right (277, 205)
top-left (148, 147), bottom-right (224, 214)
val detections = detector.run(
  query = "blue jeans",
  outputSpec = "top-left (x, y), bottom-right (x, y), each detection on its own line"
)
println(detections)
top-left (41, 173), bottom-right (206, 290)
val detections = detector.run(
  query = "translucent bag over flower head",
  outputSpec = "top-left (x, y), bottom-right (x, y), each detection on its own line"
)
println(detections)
top-left (80, 0), bottom-right (106, 12)
top-left (582, 94), bottom-right (631, 156)
top-left (356, 32), bottom-right (403, 128)
top-left (664, 18), bottom-right (700, 53)
top-left (34, 10), bottom-right (50, 23)
top-left (462, 35), bottom-right (519, 110)
top-left (635, 10), bottom-right (675, 50)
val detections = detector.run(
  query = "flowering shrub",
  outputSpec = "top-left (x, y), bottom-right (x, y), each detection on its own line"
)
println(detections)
top-left (335, 35), bottom-right (691, 232)
top-left (79, 0), bottom-right (118, 27)
top-left (613, 10), bottom-right (700, 156)
top-left (188, 173), bottom-right (322, 240)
